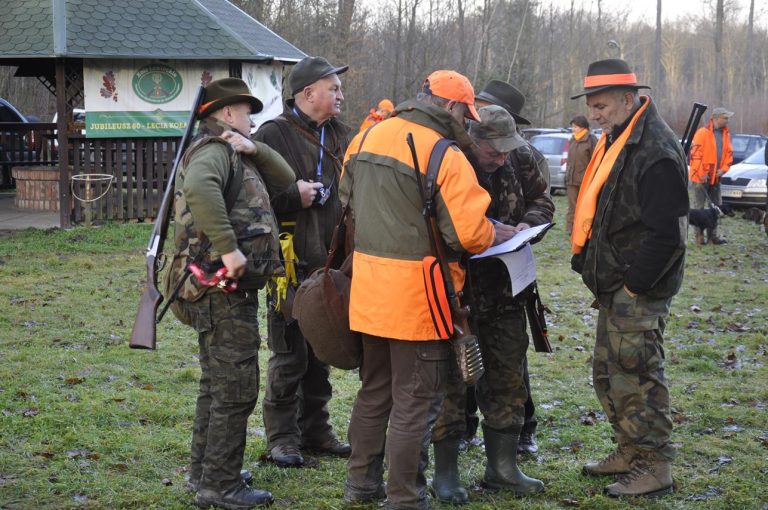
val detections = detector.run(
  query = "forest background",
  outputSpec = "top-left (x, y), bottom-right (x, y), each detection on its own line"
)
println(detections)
top-left (1, 0), bottom-right (767, 134)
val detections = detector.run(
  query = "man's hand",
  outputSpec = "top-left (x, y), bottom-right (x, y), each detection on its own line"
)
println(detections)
top-left (491, 222), bottom-right (518, 246)
top-left (509, 222), bottom-right (531, 235)
top-left (221, 130), bottom-right (257, 155)
top-left (716, 169), bottom-right (725, 178)
top-left (297, 180), bottom-right (324, 208)
top-left (221, 249), bottom-right (247, 279)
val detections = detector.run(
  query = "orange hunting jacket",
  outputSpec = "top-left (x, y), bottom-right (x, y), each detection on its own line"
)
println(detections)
top-left (689, 119), bottom-right (732, 185)
top-left (339, 101), bottom-right (495, 341)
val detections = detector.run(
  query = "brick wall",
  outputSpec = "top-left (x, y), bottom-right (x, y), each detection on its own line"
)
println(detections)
top-left (12, 167), bottom-right (61, 211)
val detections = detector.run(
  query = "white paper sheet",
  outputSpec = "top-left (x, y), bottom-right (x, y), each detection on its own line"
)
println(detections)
top-left (471, 222), bottom-right (551, 259)
top-left (493, 243), bottom-right (537, 296)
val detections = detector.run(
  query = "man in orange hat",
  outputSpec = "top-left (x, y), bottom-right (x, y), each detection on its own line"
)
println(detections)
top-left (339, 70), bottom-right (517, 509)
top-left (570, 59), bottom-right (688, 497)
top-left (359, 98), bottom-right (395, 132)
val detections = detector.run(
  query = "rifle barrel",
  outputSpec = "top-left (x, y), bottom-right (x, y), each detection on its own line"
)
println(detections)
top-left (129, 85), bottom-right (205, 350)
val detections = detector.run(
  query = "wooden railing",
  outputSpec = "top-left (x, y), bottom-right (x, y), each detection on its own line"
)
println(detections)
top-left (1, 122), bottom-right (180, 222)
top-left (68, 135), bottom-right (179, 223)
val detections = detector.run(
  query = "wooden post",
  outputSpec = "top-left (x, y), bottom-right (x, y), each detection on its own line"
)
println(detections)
top-left (55, 58), bottom-right (71, 228)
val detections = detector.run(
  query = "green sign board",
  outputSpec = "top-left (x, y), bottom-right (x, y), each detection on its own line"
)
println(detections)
top-left (86, 111), bottom-right (189, 138)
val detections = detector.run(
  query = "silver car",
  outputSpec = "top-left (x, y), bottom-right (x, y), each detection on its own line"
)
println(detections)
top-left (720, 148), bottom-right (767, 208)
top-left (529, 133), bottom-right (571, 193)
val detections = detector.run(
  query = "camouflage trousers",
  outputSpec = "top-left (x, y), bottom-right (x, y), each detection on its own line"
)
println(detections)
top-left (184, 291), bottom-right (261, 491)
top-left (594, 288), bottom-right (675, 460)
top-left (433, 307), bottom-right (529, 442)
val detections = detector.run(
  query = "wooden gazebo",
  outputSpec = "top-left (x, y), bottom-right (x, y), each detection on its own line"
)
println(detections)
top-left (0, 0), bottom-right (305, 227)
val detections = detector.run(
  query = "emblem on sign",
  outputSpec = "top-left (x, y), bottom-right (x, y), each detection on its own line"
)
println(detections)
top-left (132, 64), bottom-right (183, 104)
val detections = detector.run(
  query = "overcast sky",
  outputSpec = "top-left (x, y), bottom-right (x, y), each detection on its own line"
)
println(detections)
top-left (544, 0), bottom-right (767, 28)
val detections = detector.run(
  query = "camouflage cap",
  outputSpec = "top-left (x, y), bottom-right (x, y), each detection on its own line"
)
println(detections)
top-left (469, 105), bottom-right (526, 153)
top-left (712, 107), bottom-right (734, 118)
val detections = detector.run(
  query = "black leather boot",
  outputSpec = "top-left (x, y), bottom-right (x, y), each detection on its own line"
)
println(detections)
top-left (431, 438), bottom-right (469, 504)
top-left (194, 479), bottom-right (273, 509)
top-left (481, 423), bottom-right (544, 494)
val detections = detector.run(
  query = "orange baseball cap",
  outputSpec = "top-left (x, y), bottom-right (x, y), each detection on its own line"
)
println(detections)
top-left (422, 70), bottom-right (481, 122)
top-left (378, 99), bottom-right (394, 112)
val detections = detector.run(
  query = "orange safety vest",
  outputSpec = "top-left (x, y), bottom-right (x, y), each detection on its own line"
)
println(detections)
top-left (689, 119), bottom-right (733, 185)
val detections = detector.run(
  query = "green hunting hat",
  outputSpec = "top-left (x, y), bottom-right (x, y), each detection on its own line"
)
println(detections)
top-left (198, 77), bottom-right (263, 118)
top-left (469, 105), bottom-right (526, 153)
top-left (288, 56), bottom-right (349, 96)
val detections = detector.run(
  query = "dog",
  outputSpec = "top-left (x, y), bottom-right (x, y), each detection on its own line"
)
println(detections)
top-left (742, 207), bottom-right (768, 236)
top-left (719, 202), bottom-right (736, 217)
top-left (688, 205), bottom-right (724, 244)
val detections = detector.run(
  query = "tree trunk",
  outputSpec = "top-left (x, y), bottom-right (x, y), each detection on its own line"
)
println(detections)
top-left (654, 0), bottom-right (666, 95)
top-left (391, 0), bottom-right (403, 101)
top-left (335, 0), bottom-right (356, 64)
top-left (714, 0), bottom-right (724, 104)
top-left (746, 0), bottom-right (757, 94)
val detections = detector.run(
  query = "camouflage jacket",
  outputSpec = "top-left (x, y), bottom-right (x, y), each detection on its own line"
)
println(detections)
top-left (580, 97), bottom-right (687, 307)
top-left (466, 143), bottom-right (555, 314)
top-left (254, 101), bottom-right (352, 273)
top-left (169, 118), bottom-right (282, 297)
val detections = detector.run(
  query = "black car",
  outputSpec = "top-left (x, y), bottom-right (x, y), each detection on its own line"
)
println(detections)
top-left (730, 133), bottom-right (767, 165)
top-left (0, 97), bottom-right (33, 188)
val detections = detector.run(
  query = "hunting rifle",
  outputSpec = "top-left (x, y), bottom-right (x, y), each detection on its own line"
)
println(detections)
top-left (129, 85), bottom-right (205, 350)
top-left (406, 133), bottom-right (485, 385)
top-left (681, 102), bottom-right (708, 158)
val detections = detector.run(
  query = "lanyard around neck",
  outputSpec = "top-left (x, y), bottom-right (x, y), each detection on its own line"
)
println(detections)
top-left (294, 106), bottom-right (325, 181)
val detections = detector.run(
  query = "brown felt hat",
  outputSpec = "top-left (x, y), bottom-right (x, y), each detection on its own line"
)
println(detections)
top-left (197, 78), bottom-right (263, 118)
top-left (571, 59), bottom-right (650, 99)
top-left (288, 56), bottom-right (349, 96)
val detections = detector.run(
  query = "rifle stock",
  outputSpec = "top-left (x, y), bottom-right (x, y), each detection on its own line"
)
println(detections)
top-left (129, 86), bottom-right (205, 350)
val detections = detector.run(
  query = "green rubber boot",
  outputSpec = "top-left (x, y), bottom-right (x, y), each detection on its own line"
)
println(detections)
top-left (481, 423), bottom-right (544, 494)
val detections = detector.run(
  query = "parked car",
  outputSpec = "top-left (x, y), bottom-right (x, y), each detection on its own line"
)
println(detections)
top-left (720, 148), bottom-right (767, 208)
top-left (0, 97), bottom-right (35, 188)
top-left (730, 133), bottom-right (767, 165)
top-left (529, 133), bottom-right (570, 193)
top-left (521, 127), bottom-right (568, 141)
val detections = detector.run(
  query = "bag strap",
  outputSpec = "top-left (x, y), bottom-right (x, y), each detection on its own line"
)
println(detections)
top-left (422, 138), bottom-right (456, 216)
top-left (323, 124), bottom-right (376, 272)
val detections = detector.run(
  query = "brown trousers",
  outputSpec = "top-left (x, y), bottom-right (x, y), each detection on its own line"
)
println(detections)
top-left (346, 335), bottom-right (450, 509)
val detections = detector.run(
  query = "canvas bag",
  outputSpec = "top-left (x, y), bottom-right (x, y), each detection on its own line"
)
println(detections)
top-left (292, 206), bottom-right (361, 369)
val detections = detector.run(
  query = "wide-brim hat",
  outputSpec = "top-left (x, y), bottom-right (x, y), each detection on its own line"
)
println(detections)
top-left (198, 78), bottom-right (263, 118)
top-left (288, 56), bottom-right (349, 96)
top-left (571, 59), bottom-right (650, 99)
top-left (475, 80), bottom-right (531, 125)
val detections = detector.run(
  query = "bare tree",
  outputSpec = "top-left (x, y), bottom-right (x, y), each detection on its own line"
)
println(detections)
top-left (714, 0), bottom-right (725, 104)
top-left (654, 0), bottom-right (666, 94)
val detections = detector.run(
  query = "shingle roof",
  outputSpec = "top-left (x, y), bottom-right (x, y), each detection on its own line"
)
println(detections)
top-left (0, 0), bottom-right (305, 61)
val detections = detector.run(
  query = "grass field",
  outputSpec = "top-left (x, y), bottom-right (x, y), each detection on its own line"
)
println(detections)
top-left (1, 194), bottom-right (766, 509)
